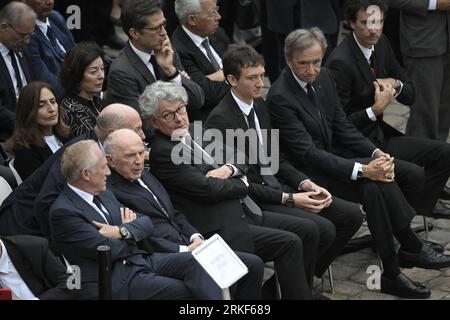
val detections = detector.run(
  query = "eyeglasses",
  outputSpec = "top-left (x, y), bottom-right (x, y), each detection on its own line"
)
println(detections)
top-left (159, 104), bottom-right (187, 122)
top-left (7, 23), bottom-right (34, 40)
top-left (196, 6), bottom-right (220, 19)
top-left (142, 20), bottom-right (167, 34)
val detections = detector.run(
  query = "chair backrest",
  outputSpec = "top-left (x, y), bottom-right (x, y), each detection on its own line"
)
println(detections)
top-left (0, 176), bottom-right (12, 205)
top-left (9, 158), bottom-right (23, 186)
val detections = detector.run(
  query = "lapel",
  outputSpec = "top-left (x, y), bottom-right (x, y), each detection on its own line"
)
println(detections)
top-left (141, 171), bottom-right (172, 215)
top-left (347, 34), bottom-right (375, 85)
top-left (33, 27), bottom-right (63, 62)
top-left (2, 238), bottom-right (43, 296)
top-left (0, 53), bottom-right (16, 102)
top-left (124, 43), bottom-right (156, 84)
top-left (227, 92), bottom-right (250, 130)
top-left (64, 185), bottom-right (119, 226)
top-left (285, 69), bottom-right (329, 140)
top-left (16, 50), bottom-right (31, 83)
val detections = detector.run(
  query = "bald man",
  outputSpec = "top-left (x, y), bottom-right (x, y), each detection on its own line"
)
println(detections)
top-left (0, 103), bottom-right (145, 237)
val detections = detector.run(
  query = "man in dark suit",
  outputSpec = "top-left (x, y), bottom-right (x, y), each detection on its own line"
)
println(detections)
top-left (388, 0), bottom-right (450, 141)
top-left (267, 27), bottom-right (450, 299)
top-left (144, 81), bottom-right (325, 300)
top-left (326, 0), bottom-right (450, 218)
top-left (0, 103), bottom-right (145, 237)
top-left (0, 2), bottom-right (34, 141)
top-left (106, 0), bottom-right (204, 113)
top-left (172, 0), bottom-right (230, 121)
top-left (50, 140), bottom-right (223, 300)
top-left (0, 235), bottom-right (79, 300)
top-left (206, 43), bottom-right (363, 278)
top-left (105, 129), bottom-right (264, 299)
top-left (22, 0), bottom-right (75, 97)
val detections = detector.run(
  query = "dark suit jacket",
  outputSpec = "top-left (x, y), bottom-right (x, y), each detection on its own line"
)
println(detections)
top-left (107, 170), bottom-right (198, 253)
top-left (172, 26), bottom-right (230, 121)
top-left (105, 42), bottom-right (205, 111)
top-left (26, 10), bottom-right (76, 97)
top-left (0, 48), bottom-right (32, 141)
top-left (1, 235), bottom-right (79, 300)
top-left (49, 186), bottom-right (153, 299)
top-left (205, 91), bottom-right (309, 193)
top-left (388, 0), bottom-right (450, 58)
top-left (149, 127), bottom-right (255, 253)
top-left (267, 67), bottom-right (378, 187)
top-left (325, 33), bottom-right (414, 146)
top-left (13, 144), bottom-right (54, 180)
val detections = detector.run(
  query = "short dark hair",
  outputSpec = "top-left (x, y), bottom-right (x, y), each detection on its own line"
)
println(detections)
top-left (121, 0), bottom-right (162, 37)
top-left (344, 0), bottom-right (388, 24)
top-left (222, 44), bottom-right (264, 80)
top-left (59, 42), bottom-right (105, 95)
top-left (5, 81), bottom-right (70, 151)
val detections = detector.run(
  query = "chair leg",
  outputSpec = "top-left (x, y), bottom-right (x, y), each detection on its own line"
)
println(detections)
top-left (423, 216), bottom-right (429, 239)
top-left (328, 266), bottom-right (334, 294)
top-left (274, 271), bottom-right (282, 299)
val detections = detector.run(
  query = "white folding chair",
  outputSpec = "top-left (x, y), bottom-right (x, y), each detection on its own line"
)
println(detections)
top-left (8, 158), bottom-right (22, 185)
top-left (0, 176), bottom-right (13, 205)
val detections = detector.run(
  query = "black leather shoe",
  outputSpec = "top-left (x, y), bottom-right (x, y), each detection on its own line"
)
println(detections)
top-left (399, 244), bottom-right (450, 269)
top-left (312, 288), bottom-right (331, 300)
top-left (381, 273), bottom-right (430, 299)
top-left (440, 186), bottom-right (450, 201)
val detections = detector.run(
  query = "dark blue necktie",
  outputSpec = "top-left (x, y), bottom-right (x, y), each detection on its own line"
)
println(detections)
top-left (306, 83), bottom-right (321, 118)
top-left (9, 50), bottom-right (23, 90)
top-left (46, 25), bottom-right (65, 60)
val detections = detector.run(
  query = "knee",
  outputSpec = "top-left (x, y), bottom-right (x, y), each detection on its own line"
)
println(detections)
top-left (318, 219), bottom-right (336, 247)
top-left (301, 220), bottom-right (321, 248)
top-left (348, 204), bottom-right (364, 232)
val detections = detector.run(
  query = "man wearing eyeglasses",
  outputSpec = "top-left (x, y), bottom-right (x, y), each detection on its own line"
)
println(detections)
top-left (172, 0), bottom-right (230, 121)
top-left (0, 2), bottom-right (35, 142)
top-left (21, 0), bottom-right (75, 98)
top-left (106, 0), bottom-right (205, 117)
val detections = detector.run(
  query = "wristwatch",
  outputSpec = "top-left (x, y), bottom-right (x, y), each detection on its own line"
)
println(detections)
top-left (286, 193), bottom-right (294, 208)
top-left (119, 226), bottom-right (130, 239)
top-left (357, 166), bottom-right (364, 179)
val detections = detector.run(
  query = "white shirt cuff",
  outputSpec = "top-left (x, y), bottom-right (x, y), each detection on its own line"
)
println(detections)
top-left (179, 245), bottom-right (188, 252)
top-left (393, 81), bottom-right (404, 98)
top-left (351, 162), bottom-right (362, 180)
top-left (189, 233), bottom-right (203, 242)
top-left (366, 107), bottom-right (377, 121)
top-left (171, 74), bottom-right (183, 86)
top-left (371, 148), bottom-right (380, 158)
top-left (298, 179), bottom-right (309, 190)
top-left (428, 0), bottom-right (437, 10)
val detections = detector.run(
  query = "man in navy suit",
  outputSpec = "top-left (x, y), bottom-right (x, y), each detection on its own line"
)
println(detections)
top-left (22, 0), bottom-right (75, 97)
top-left (50, 139), bottom-right (224, 300)
top-left (0, 2), bottom-right (34, 141)
top-left (105, 129), bottom-right (264, 299)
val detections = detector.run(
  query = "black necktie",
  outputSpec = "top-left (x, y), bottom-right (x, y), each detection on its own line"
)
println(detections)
top-left (369, 51), bottom-right (376, 78)
top-left (306, 83), bottom-right (321, 118)
top-left (246, 109), bottom-right (281, 189)
top-left (202, 38), bottom-right (220, 71)
top-left (135, 180), bottom-right (169, 219)
top-left (46, 25), bottom-right (65, 60)
top-left (149, 54), bottom-right (160, 79)
top-left (8, 50), bottom-right (23, 91)
top-left (92, 196), bottom-right (113, 224)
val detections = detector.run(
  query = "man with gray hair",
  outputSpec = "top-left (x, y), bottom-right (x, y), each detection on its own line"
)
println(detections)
top-left (267, 27), bottom-right (450, 299)
top-left (50, 140), bottom-right (223, 299)
top-left (171, 0), bottom-right (230, 121)
top-left (0, 1), bottom-right (35, 141)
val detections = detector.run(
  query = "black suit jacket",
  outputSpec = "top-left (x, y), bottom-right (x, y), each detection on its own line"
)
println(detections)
top-left (172, 26), bottom-right (230, 121)
top-left (49, 186), bottom-right (153, 299)
top-left (0, 48), bottom-right (32, 141)
top-left (149, 127), bottom-right (255, 253)
top-left (267, 67), bottom-right (378, 187)
top-left (107, 170), bottom-right (198, 253)
top-left (1, 235), bottom-right (79, 300)
top-left (13, 144), bottom-right (53, 180)
top-left (105, 42), bottom-right (205, 111)
top-left (205, 91), bottom-right (309, 192)
top-left (325, 33), bottom-right (414, 146)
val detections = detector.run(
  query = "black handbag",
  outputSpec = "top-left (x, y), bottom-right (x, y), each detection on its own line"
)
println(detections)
top-left (235, 0), bottom-right (261, 30)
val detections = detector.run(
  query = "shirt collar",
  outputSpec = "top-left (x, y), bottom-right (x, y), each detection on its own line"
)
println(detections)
top-left (290, 68), bottom-right (309, 92)
top-left (0, 42), bottom-right (11, 58)
top-left (35, 17), bottom-right (49, 35)
top-left (353, 32), bottom-right (374, 63)
top-left (0, 240), bottom-right (10, 275)
top-left (67, 183), bottom-right (94, 205)
top-left (129, 40), bottom-right (154, 65)
top-left (231, 90), bottom-right (254, 116)
top-left (181, 25), bottom-right (208, 48)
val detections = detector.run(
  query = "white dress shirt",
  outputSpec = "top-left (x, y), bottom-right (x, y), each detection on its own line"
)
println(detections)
top-left (0, 240), bottom-right (38, 300)
top-left (0, 43), bottom-right (27, 98)
top-left (36, 18), bottom-right (67, 54)
top-left (67, 184), bottom-right (110, 224)
top-left (129, 41), bottom-right (182, 85)
top-left (44, 135), bottom-right (63, 153)
top-left (182, 25), bottom-right (223, 68)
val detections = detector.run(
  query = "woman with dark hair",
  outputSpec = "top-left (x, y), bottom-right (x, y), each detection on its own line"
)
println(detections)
top-left (5, 82), bottom-right (70, 180)
top-left (59, 42), bottom-right (105, 137)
